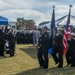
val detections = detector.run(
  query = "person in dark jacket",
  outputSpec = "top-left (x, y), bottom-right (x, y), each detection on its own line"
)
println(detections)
top-left (8, 28), bottom-right (15, 57)
top-left (37, 27), bottom-right (49, 69)
top-left (52, 29), bottom-right (64, 68)
top-left (0, 27), bottom-right (5, 56)
top-left (66, 33), bottom-right (75, 67)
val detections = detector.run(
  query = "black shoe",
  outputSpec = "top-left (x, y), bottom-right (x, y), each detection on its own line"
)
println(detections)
top-left (55, 62), bottom-right (59, 65)
top-left (70, 65), bottom-right (75, 67)
top-left (38, 66), bottom-right (43, 69)
top-left (64, 64), bottom-right (70, 67)
top-left (42, 67), bottom-right (48, 69)
top-left (10, 55), bottom-right (14, 57)
top-left (57, 66), bottom-right (62, 68)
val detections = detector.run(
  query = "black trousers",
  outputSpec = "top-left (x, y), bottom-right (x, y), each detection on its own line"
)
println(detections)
top-left (52, 46), bottom-right (63, 68)
top-left (9, 43), bottom-right (15, 57)
top-left (0, 44), bottom-right (4, 56)
top-left (66, 49), bottom-right (75, 67)
top-left (37, 46), bottom-right (48, 68)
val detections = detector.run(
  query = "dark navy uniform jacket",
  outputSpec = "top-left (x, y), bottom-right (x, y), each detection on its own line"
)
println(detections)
top-left (41, 32), bottom-right (49, 49)
top-left (54, 34), bottom-right (63, 48)
top-left (67, 38), bottom-right (75, 51)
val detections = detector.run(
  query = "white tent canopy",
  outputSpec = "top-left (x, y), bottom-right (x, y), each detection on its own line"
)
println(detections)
top-left (38, 15), bottom-right (75, 29)
top-left (56, 15), bottom-right (75, 28)
top-left (38, 22), bottom-right (51, 29)
top-left (8, 19), bottom-right (16, 26)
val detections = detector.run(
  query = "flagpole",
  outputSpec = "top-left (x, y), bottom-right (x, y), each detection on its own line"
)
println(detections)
top-left (66, 5), bottom-right (72, 29)
top-left (51, 5), bottom-right (55, 33)
top-left (69, 5), bottom-right (72, 16)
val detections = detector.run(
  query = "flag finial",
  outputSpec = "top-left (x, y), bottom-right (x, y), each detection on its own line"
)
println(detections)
top-left (69, 5), bottom-right (72, 12)
top-left (53, 5), bottom-right (55, 8)
top-left (69, 5), bottom-right (72, 9)
top-left (69, 5), bottom-right (72, 7)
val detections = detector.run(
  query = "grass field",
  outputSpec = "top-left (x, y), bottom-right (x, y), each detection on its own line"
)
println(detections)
top-left (0, 44), bottom-right (75, 75)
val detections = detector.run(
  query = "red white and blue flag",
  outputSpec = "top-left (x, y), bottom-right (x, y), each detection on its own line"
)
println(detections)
top-left (63, 6), bottom-right (72, 54)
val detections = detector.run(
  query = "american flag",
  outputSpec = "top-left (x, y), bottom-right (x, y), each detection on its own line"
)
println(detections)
top-left (63, 26), bottom-right (71, 54)
top-left (63, 6), bottom-right (72, 54)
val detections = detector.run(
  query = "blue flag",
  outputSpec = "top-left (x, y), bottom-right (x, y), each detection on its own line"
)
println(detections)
top-left (50, 6), bottom-right (56, 47)
top-left (48, 6), bottom-right (56, 55)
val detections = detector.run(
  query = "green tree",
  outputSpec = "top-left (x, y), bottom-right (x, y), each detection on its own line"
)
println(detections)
top-left (16, 17), bottom-right (36, 30)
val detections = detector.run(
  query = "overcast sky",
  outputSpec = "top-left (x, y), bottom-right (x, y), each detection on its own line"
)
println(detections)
top-left (0, 0), bottom-right (75, 25)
